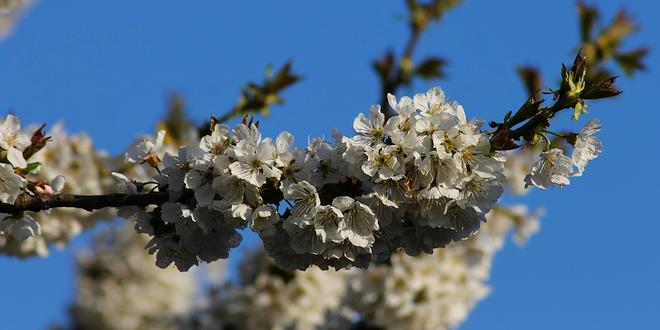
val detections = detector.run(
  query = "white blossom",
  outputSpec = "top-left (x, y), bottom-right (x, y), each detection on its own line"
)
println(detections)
top-left (313, 205), bottom-right (345, 243)
top-left (111, 172), bottom-right (137, 194)
top-left (200, 124), bottom-right (230, 155)
top-left (250, 205), bottom-right (279, 236)
top-left (283, 218), bottom-right (326, 255)
top-left (524, 148), bottom-right (574, 189)
top-left (0, 214), bottom-right (40, 241)
top-left (125, 130), bottom-right (166, 165)
top-left (0, 162), bottom-right (25, 203)
top-left (0, 86), bottom-right (593, 272)
top-left (572, 119), bottom-right (603, 176)
top-left (362, 144), bottom-right (405, 181)
top-left (414, 86), bottom-right (447, 116)
top-left (387, 93), bottom-right (416, 117)
top-left (455, 171), bottom-right (503, 213)
top-left (333, 196), bottom-right (379, 248)
top-left (352, 105), bottom-right (386, 147)
top-left (0, 114), bottom-right (30, 168)
top-left (283, 181), bottom-right (320, 221)
top-left (229, 139), bottom-right (281, 187)
top-left (274, 131), bottom-right (294, 167)
top-left (162, 146), bottom-right (207, 193)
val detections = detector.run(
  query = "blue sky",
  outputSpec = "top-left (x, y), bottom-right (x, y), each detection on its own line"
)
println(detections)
top-left (0, 1), bottom-right (658, 329)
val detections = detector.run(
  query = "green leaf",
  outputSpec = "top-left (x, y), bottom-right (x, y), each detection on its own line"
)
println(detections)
top-left (581, 76), bottom-right (622, 100)
top-left (572, 100), bottom-right (588, 121)
top-left (516, 66), bottom-right (542, 100)
top-left (218, 62), bottom-right (303, 122)
top-left (614, 48), bottom-right (648, 75)
top-left (24, 162), bottom-right (41, 173)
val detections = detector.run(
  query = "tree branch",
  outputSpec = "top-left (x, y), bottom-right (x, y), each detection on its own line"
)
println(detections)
top-left (0, 192), bottom-right (171, 214)
top-left (0, 179), bottom-right (363, 216)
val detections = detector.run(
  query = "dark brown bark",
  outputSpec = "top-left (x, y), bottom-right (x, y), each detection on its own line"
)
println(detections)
top-left (0, 192), bottom-right (170, 214)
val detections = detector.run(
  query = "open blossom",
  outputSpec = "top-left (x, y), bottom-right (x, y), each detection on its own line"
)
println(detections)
top-left (414, 86), bottom-right (447, 116)
top-left (229, 139), bottom-right (281, 187)
top-left (250, 205), bottom-right (280, 235)
top-left (184, 158), bottom-right (218, 207)
top-left (162, 145), bottom-right (208, 193)
top-left (274, 131), bottom-right (294, 167)
top-left (111, 172), bottom-right (138, 194)
top-left (232, 122), bottom-right (261, 147)
top-left (0, 114), bottom-right (30, 168)
top-left (200, 124), bottom-right (230, 155)
top-left (0, 162), bottom-right (25, 203)
top-left (352, 105), bottom-right (385, 147)
top-left (333, 196), bottom-right (379, 248)
top-left (572, 119), bottom-right (603, 176)
top-left (456, 171), bottom-right (503, 213)
top-left (313, 205), bottom-right (345, 243)
top-left (387, 92), bottom-right (416, 117)
top-left (524, 148), bottom-right (574, 189)
top-left (125, 130), bottom-right (166, 165)
top-left (0, 214), bottom-right (40, 241)
top-left (362, 144), bottom-right (404, 181)
top-left (283, 181), bottom-right (320, 221)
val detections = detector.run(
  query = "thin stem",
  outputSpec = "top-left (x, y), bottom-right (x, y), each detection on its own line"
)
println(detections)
top-left (544, 130), bottom-right (566, 138)
top-left (380, 27), bottom-right (424, 120)
top-left (541, 134), bottom-right (552, 151)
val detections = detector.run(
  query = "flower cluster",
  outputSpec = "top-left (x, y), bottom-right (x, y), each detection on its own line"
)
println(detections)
top-left (345, 205), bottom-right (542, 330)
top-left (0, 86), bottom-right (604, 271)
top-left (0, 115), bottom-right (52, 253)
top-left (142, 205), bottom-right (539, 330)
top-left (178, 250), bottom-right (349, 330)
top-left (66, 225), bottom-right (197, 330)
top-left (0, 122), bottom-right (114, 257)
top-left (113, 87), bottom-right (513, 271)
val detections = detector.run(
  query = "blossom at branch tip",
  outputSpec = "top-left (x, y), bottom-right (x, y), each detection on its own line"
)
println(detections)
top-left (572, 119), bottom-right (603, 176)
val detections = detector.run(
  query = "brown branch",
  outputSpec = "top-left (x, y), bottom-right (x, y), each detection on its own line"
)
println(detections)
top-left (0, 192), bottom-right (171, 214)
top-left (0, 178), bottom-right (363, 216)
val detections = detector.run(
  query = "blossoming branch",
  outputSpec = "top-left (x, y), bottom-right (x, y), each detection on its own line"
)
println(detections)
top-left (0, 51), bottom-right (616, 271)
